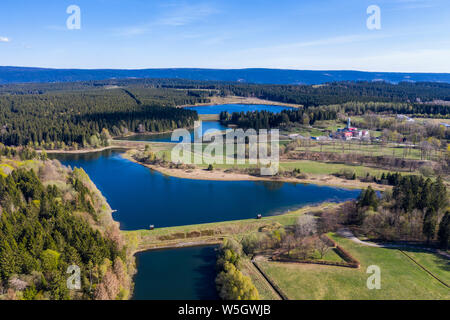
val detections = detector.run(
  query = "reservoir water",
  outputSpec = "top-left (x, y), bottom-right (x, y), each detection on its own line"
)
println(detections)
top-left (185, 104), bottom-right (295, 114)
top-left (133, 246), bottom-right (219, 300)
top-left (50, 149), bottom-right (360, 231)
top-left (120, 104), bottom-right (295, 143)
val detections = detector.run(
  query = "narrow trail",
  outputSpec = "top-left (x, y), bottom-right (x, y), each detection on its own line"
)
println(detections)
top-left (122, 89), bottom-right (142, 105)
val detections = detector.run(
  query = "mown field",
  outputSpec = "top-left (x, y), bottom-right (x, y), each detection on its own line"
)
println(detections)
top-left (256, 234), bottom-right (450, 300)
top-left (279, 160), bottom-right (398, 177)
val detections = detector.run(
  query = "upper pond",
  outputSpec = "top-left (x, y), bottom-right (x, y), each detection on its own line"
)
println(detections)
top-left (120, 104), bottom-right (295, 143)
top-left (185, 104), bottom-right (296, 114)
top-left (50, 149), bottom-right (360, 231)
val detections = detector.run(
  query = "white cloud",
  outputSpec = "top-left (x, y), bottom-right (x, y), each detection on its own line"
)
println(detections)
top-left (114, 2), bottom-right (219, 37)
top-left (156, 3), bottom-right (218, 27)
top-left (0, 37), bottom-right (10, 42)
top-left (234, 33), bottom-right (393, 57)
top-left (393, 0), bottom-right (436, 10)
top-left (115, 26), bottom-right (149, 37)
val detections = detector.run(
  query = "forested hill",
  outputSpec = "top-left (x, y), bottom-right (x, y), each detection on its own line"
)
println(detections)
top-left (0, 147), bottom-right (133, 300)
top-left (2, 66), bottom-right (450, 85)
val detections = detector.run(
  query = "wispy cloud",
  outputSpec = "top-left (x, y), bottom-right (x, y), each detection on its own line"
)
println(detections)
top-left (114, 2), bottom-right (219, 37)
top-left (238, 33), bottom-right (393, 55)
top-left (394, 0), bottom-right (436, 10)
top-left (156, 3), bottom-right (218, 27)
top-left (0, 37), bottom-right (10, 42)
top-left (115, 26), bottom-right (149, 37)
top-left (45, 25), bottom-right (68, 31)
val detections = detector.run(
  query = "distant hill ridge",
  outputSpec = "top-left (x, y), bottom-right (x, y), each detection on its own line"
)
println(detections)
top-left (1, 66), bottom-right (450, 85)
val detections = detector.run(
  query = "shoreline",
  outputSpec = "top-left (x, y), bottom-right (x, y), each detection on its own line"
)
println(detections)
top-left (121, 151), bottom-right (387, 191)
top-left (178, 96), bottom-right (302, 109)
top-left (36, 145), bottom-right (388, 191)
top-left (37, 145), bottom-right (123, 154)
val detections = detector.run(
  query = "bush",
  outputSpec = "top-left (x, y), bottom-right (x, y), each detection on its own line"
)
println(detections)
top-left (186, 231), bottom-right (201, 238)
top-left (215, 262), bottom-right (259, 300)
top-left (215, 239), bottom-right (260, 300)
top-left (334, 169), bottom-right (356, 180)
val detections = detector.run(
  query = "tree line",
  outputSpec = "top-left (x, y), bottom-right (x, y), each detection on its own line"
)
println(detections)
top-left (0, 88), bottom-right (199, 148)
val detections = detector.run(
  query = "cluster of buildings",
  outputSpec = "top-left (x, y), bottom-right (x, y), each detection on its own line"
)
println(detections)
top-left (287, 118), bottom-right (370, 142)
top-left (332, 118), bottom-right (370, 141)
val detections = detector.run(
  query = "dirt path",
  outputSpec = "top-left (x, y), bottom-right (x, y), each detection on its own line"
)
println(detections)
top-left (337, 228), bottom-right (449, 287)
top-left (337, 229), bottom-right (380, 247)
top-left (337, 228), bottom-right (450, 259)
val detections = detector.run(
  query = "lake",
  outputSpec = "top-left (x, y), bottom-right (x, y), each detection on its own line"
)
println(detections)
top-left (185, 104), bottom-right (295, 114)
top-left (50, 149), bottom-right (360, 231)
top-left (133, 246), bottom-right (219, 300)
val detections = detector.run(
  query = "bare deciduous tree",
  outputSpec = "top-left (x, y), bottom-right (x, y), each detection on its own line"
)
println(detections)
top-left (295, 215), bottom-right (317, 239)
top-left (314, 237), bottom-right (330, 259)
top-left (282, 234), bottom-right (297, 257)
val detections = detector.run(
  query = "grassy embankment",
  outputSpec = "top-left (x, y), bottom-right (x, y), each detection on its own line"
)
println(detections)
top-left (122, 203), bottom-right (337, 253)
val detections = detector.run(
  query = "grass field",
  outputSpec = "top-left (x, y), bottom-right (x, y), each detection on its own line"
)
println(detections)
top-left (279, 160), bottom-right (394, 177)
top-left (256, 233), bottom-right (450, 300)
top-left (402, 249), bottom-right (450, 285)
top-left (293, 141), bottom-right (428, 160)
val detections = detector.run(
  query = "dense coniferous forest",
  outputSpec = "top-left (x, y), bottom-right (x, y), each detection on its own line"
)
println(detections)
top-left (0, 88), bottom-right (199, 148)
top-left (215, 81), bottom-right (450, 107)
top-left (220, 106), bottom-right (339, 129)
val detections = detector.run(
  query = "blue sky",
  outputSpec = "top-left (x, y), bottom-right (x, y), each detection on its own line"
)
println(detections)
top-left (0, 0), bottom-right (449, 72)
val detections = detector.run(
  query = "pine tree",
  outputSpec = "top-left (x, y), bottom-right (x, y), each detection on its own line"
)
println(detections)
top-left (432, 176), bottom-right (448, 212)
top-left (423, 208), bottom-right (437, 244)
top-left (437, 211), bottom-right (450, 249)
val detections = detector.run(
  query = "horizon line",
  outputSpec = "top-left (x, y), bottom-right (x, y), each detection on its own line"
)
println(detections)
top-left (1, 65), bottom-right (450, 75)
